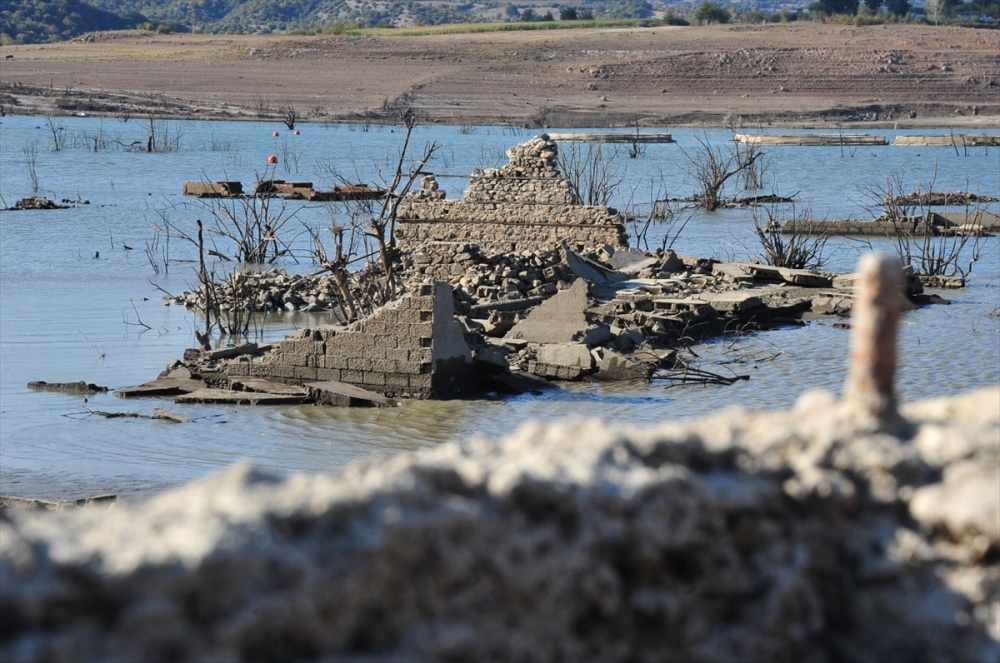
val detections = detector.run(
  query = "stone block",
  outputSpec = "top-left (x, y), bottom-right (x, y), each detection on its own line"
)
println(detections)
top-left (341, 369), bottom-right (363, 384)
top-left (362, 372), bottom-right (386, 387)
top-left (316, 368), bottom-right (342, 382)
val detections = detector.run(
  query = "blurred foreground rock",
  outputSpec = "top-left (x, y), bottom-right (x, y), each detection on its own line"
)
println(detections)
top-left (1, 387), bottom-right (998, 662)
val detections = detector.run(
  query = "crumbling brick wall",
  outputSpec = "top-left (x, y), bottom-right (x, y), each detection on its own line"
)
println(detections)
top-left (222, 283), bottom-right (475, 399)
top-left (397, 135), bottom-right (627, 253)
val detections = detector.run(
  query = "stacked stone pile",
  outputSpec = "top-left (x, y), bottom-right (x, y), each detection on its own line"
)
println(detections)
top-left (406, 175), bottom-right (446, 201)
top-left (462, 134), bottom-right (576, 205)
top-left (2, 385), bottom-right (996, 662)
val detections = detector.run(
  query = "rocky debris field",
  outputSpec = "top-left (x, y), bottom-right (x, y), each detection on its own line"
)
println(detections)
top-left (1, 384), bottom-right (996, 662)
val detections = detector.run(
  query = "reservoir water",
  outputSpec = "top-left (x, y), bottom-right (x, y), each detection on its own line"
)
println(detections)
top-left (1, 116), bottom-right (997, 499)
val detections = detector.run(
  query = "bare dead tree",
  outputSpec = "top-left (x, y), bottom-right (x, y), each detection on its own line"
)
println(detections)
top-left (282, 104), bottom-right (298, 130)
top-left (680, 132), bottom-right (764, 211)
top-left (861, 171), bottom-right (987, 278)
top-left (44, 117), bottom-right (64, 151)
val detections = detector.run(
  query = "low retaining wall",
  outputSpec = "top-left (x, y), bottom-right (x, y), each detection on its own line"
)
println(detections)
top-left (221, 282), bottom-right (475, 399)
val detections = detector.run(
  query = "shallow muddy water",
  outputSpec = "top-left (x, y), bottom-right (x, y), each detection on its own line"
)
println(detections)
top-left (1, 116), bottom-right (997, 499)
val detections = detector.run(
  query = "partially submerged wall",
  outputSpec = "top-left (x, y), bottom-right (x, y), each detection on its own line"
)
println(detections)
top-left (222, 282), bottom-right (475, 399)
top-left (397, 135), bottom-right (628, 253)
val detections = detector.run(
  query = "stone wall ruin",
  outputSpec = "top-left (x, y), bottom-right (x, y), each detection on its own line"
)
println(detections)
top-left (220, 283), bottom-right (475, 399)
top-left (396, 135), bottom-right (628, 254)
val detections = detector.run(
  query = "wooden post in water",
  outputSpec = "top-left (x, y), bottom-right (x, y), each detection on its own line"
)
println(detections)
top-left (844, 254), bottom-right (905, 429)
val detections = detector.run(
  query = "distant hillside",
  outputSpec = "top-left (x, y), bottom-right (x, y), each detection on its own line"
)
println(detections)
top-left (86, 0), bottom-right (657, 33)
top-left (1, 0), bottom-right (144, 44)
top-left (0, 0), bottom-right (662, 43)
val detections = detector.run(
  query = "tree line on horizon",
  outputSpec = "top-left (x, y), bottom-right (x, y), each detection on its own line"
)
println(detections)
top-left (2, 0), bottom-right (996, 45)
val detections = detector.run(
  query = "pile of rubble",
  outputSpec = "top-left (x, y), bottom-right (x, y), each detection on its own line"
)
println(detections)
top-left (169, 269), bottom-right (344, 314)
top-left (7, 197), bottom-right (70, 211)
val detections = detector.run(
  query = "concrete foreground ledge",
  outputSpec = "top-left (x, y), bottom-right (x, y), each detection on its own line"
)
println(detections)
top-left (1, 386), bottom-right (997, 662)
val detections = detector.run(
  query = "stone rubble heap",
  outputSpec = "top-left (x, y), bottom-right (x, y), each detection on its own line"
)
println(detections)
top-left (2, 386), bottom-right (996, 662)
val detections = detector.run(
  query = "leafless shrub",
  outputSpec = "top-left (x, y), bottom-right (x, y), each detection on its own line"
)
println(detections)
top-left (557, 142), bottom-right (627, 207)
top-left (623, 172), bottom-right (692, 252)
top-left (749, 204), bottom-right (830, 270)
top-left (22, 140), bottom-right (40, 194)
top-left (278, 137), bottom-right (302, 174)
top-left (319, 109), bottom-right (439, 311)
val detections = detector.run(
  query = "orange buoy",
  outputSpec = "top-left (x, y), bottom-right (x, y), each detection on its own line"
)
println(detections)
top-left (293, 129), bottom-right (300, 135)
top-left (272, 131), bottom-right (279, 137)
top-left (267, 154), bottom-right (277, 164)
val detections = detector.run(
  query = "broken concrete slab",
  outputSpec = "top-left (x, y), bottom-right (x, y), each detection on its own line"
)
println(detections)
top-left (229, 378), bottom-right (311, 396)
top-left (506, 279), bottom-right (610, 346)
top-left (151, 408), bottom-right (193, 423)
top-left (27, 381), bottom-right (108, 395)
top-left (530, 343), bottom-right (595, 380)
top-left (602, 246), bottom-right (650, 270)
top-left (563, 246), bottom-right (627, 284)
top-left (115, 378), bottom-right (208, 398)
top-left (592, 348), bottom-right (653, 382)
top-left (305, 381), bottom-right (400, 408)
top-left (615, 257), bottom-right (659, 276)
top-left (492, 371), bottom-right (561, 395)
top-left (699, 291), bottom-right (764, 313)
top-left (174, 389), bottom-right (310, 405)
top-left (733, 263), bottom-right (833, 288)
top-left (712, 263), bottom-right (755, 285)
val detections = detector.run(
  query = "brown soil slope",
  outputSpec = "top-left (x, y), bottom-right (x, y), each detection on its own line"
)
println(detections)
top-left (1, 23), bottom-right (997, 127)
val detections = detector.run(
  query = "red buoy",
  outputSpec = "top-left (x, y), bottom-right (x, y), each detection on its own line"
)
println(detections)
top-left (293, 129), bottom-right (300, 135)
top-left (267, 154), bottom-right (277, 164)
top-left (272, 131), bottom-right (279, 137)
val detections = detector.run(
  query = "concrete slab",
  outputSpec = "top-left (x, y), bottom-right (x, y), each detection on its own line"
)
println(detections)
top-left (230, 378), bottom-right (310, 396)
top-left (506, 279), bottom-right (609, 345)
top-left (699, 291), bottom-right (764, 313)
top-left (115, 378), bottom-right (208, 398)
top-left (563, 247), bottom-right (626, 284)
top-left (712, 263), bottom-right (755, 285)
top-left (305, 381), bottom-right (400, 407)
top-left (175, 389), bottom-right (310, 405)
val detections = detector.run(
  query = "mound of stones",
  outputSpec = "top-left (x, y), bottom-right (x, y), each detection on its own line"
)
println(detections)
top-left (1, 387), bottom-right (997, 662)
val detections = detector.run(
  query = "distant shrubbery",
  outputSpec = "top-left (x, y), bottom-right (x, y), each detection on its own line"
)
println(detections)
top-left (1, 0), bottom-right (143, 44)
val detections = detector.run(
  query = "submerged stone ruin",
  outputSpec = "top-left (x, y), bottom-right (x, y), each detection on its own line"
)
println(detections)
top-left (144, 135), bottom-right (946, 405)
top-left (2, 257), bottom-right (997, 663)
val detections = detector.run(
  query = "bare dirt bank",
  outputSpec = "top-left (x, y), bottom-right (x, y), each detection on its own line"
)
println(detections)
top-left (1, 23), bottom-right (998, 128)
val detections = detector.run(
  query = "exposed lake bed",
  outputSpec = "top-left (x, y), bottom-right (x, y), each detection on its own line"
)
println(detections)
top-left (0, 115), bottom-right (997, 502)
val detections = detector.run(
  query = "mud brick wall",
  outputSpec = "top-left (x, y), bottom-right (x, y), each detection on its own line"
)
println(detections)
top-left (223, 283), bottom-right (475, 399)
